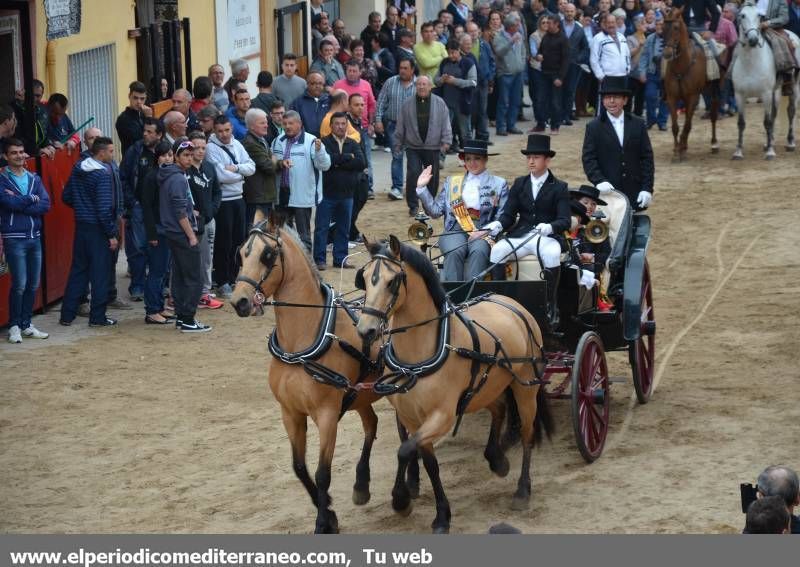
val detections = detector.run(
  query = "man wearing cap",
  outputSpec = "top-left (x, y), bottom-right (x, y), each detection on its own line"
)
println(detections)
top-left (416, 140), bottom-right (509, 281)
top-left (581, 76), bottom-right (654, 211)
top-left (482, 134), bottom-right (571, 325)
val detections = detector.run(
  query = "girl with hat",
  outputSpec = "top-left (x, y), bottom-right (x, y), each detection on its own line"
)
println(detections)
top-left (568, 184), bottom-right (612, 310)
top-left (416, 139), bottom-right (509, 281)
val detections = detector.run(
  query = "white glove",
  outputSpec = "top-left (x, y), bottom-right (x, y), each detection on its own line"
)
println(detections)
top-left (415, 185), bottom-right (428, 196)
top-left (483, 220), bottom-right (503, 237)
top-left (637, 191), bottom-right (652, 208)
top-left (596, 181), bottom-right (615, 194)
top-left (580, 270), bottom-right (598, 289)
top-left (535, 223), bottom-right (553, 236)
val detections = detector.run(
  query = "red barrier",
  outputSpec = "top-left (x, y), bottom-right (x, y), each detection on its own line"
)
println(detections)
top-left (0, 150), bottom-right (79, 327)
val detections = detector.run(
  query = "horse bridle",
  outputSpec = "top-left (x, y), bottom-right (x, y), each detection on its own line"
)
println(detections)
top-left (235, 222), bottom-right (285, 307)
top-left (737, 12), bottom-right (765, 48)
top-left (355, 254), bottom-right (407, 323)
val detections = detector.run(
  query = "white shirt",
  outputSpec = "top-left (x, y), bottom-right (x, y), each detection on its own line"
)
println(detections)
top-left (462, 174), bottom-right (482, 210)
top-left (608, 111), bottom-right (624, 146)
top-left (530, 171), bottom-right (549, 201)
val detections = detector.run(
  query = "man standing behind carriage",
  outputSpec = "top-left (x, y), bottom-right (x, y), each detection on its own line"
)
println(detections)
top-left (581, 77), bottom-right (654, 212)
top-left (481, 134), bottom-right (571, 326)
top-left (415, 139), bottom-right (508, 281)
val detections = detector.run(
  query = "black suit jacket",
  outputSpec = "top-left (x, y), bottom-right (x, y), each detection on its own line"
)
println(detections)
top-left (321, 135), bottom-right (366, 198)
top-left (498, 171), bottom-right (571, 238)
top-left (582, 111), bottom-right (654, 210)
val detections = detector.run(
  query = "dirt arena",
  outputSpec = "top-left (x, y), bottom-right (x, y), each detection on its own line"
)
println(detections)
top-left (2, 102), bottom-right (799, 534)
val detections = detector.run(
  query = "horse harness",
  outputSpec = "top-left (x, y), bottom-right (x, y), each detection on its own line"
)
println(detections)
top-left (356, 255), bottom-right (547, 436)
top-left (237, 222), bottom-right (378, 418)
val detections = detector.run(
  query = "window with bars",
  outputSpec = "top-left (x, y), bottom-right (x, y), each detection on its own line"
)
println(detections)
top-left (67, 44), bottom-right (118, 149)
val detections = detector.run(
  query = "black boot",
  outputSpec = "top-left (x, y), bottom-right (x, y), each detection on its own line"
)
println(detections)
top-left (491, 263), bottom-right (507, 281)
top-left (543, 267), bottom-right (561, 329)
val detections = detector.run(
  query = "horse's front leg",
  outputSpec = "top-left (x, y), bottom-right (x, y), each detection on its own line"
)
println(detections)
top-left (786, 82), bottom-right (797, 151)
top-left (313, 411), bottom-right (340, 534)
top-left (352, 405), bottom-right (378, 505)
top-left (764, 89), bottom-right (777, 160)
top-left (419, 445), bottom-right (452, 534)
top-left (732, 91), bottom-right (746, 160)
top-left (680, 93), bottom-right (698, 161)
top-left (710, 80), bottom-right (720, 153)
top-left (668, 98), bottom-right (681, 162)
top-left (281, 407), bottom-right (319, 509)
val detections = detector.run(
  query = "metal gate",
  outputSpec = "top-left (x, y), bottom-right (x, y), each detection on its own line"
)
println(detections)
top-left (67, 44), bottom-right (118, 147)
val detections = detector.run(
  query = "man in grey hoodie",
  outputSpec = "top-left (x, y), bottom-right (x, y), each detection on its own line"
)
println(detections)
top-left (158, 140), bottom-right (212, 333)
top-left (204, 114), bottom-right (255, 298)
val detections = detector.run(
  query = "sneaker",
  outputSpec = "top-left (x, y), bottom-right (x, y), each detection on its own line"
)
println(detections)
top-left (495, 131), bottom-right (508, 136)
top-left (528, 125), bottom-right (546, 133)
top-left (77, 303), bottom-right (91, 317)
top-left (107, 298), bottom-right (133, 310)
top-left (198, 294), bottom-right (224, 309)
top-left (219, 283), bottom-right (233, 299)
top-left (508, 128), bottom-right (524, 135)
top-left (347, 241), bottom-right (357, 249)
top-left (179, 320), bottom-right (213, 333)
top-left (22, 325), bottom-right (49, 339)
top-left (8, 325), bottom-right (22, 344)
top-left (383, 147), bottom-right (391, 153)
top-left (316, 263), bottom-right (328, 271)
top-left (388, 188), bottom-right (403, 201)
top-left (59, 319), bottom-right (72, 327)
top-left (550, 128), bottom-right (559, 136)
top-left (367, 191), bottom-right (375, 200)
top-left (129, 292), bottom-right (144, 302)
top-left (89, 318), bottom-right (118, 327)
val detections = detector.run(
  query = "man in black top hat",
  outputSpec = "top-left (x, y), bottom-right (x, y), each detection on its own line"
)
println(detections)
top-left (483, 134), bottom-right (571, 325)
top-left (581, 76), bottom-right (654, 211)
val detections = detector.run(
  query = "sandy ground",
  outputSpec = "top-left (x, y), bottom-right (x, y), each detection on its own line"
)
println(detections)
top-left (2, 101), bottom-right (799, 534)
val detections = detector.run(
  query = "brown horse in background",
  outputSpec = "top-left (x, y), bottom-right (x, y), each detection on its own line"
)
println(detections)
top-left (356, 235), bottom-right (554, 533)
top-left (662, 6), bottom-right (723, 161)
top-left (230, 212), bottom-right (393, 533)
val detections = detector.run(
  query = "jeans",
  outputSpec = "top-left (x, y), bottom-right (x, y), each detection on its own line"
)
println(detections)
top-left (144, 235), bottom-right (170, 315)
top-left (496, 72), bottom-right (523, 133)
top-left (198, 219), bottom-right (216, 294)
top-left (313, 195), bottom-right (353, 266)
top-left (542, 73), bottom-right (563, 129)
top-left (405, 148), bottom-right (441, 211)
top-left (124, 203), bottom-right (147, 297)
top-left (363, 134), bottom-right (374, 191)
top-left (530, 68), bottom-right (548, 127)
top-left (285, 206), bottom-right (313, 250)
top-left (562, 63), bottom-right (582, 122)
top-left (62, 223), bottom-right (113, 324)
top-left (3, 237), bottom-right (42, 329)
top-left (384, 120), bottom-right (404, 192)
top-left (166, 232), bottom-right (203, 323)
top-left (438, 231), bottom-right (490, 282)
top-left (472, 82), bottom-right (490, 141)
top-left (645, 73), bottom-right (668, 127)
top-left (213, 197), bottom-right (246, 287)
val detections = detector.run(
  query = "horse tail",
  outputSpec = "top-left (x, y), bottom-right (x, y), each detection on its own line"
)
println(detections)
top-left (532, 386), bottom-right (555, 447)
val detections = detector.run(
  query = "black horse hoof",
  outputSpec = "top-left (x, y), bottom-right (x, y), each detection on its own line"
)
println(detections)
top-left (352, 487), bottom-right (371, 506)
top-left (432, 525), bottom-right (450, 534)
top-left (510, 494), bottom-right (530, 511)
top-left (407, 480), bottom-right (420, 499)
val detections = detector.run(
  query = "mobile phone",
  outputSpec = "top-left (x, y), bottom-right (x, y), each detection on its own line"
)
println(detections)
top-left (740, 483), bottom-right (758, 513)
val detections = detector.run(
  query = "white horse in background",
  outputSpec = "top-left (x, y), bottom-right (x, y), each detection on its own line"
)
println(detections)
top-left (731, 1), bottom-right (800, 159)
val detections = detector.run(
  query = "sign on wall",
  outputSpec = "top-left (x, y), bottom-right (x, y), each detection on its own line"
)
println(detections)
top-left (44, 0), bottom-right (82, 40)
top-left (228, 0), bottom-right (261, 60)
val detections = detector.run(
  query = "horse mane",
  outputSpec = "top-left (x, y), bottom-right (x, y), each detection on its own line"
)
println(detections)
top-left (276, 224), bottom-right (323, 284)
top-left (369, 239), bottom-right (448, 307)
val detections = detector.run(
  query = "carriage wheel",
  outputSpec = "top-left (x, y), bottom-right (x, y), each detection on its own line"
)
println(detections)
top-left (571, 332), bottom-right (610, 463)
top-left (629, 261), bottom-right (655, 404)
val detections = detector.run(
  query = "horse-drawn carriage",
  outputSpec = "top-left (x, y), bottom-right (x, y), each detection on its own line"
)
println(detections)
top-left (420, 188), bottom-right (656, 462)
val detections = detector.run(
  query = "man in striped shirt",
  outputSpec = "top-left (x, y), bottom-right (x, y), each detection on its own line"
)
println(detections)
top-left (374, 58), bottom-right (417, 200)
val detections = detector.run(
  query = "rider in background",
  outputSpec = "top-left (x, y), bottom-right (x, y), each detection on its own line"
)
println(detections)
top-left (755, 0), bottom-right (798, 94)
top-left (415, 139), bottom-right (508, 282)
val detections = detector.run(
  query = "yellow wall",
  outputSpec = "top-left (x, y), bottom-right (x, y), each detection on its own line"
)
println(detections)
top-left (35, 0), bottom-right (137, 113)
top-left (178, 0), bottom-right (218, 77)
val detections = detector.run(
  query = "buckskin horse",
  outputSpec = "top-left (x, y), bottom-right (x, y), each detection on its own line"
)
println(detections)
top-left (355, 235), bottom-right (554, 534)
top-left (230, 212), bottom-right (414, 533)
top-left (662, 6), bottom-right (723, 161)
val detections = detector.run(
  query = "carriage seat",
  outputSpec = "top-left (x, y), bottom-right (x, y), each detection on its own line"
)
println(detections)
top-left (598, 189), bottom-right (632, 274)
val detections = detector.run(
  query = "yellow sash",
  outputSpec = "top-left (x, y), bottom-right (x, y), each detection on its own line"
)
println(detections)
top-left (448, 175), bottom-right (476, 232)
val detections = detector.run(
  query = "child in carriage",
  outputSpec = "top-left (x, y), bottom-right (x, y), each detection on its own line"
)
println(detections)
top-left (568, 185), bottom-right (612, 311)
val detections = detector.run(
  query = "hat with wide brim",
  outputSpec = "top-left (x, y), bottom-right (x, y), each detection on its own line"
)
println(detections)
top-left (520, 134), bottom-right (556, 157)
top-left (570, 184), bottom-right (608, 206)
top-left (459, 139), bottom-right (499, 157)
top-left (599, 76), bottom-right (631, 96)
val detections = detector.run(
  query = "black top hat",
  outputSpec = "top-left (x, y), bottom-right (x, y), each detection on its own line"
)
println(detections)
top-left (599, 76), bottom-right (631, 96)
top-left (570, 200), bottom-right (591, 225)
top-left (570, 184), bottom-right (608, 206)
top-left (460, 139), bottom-right (499, 157)
top-left (520, 134), bottom-right (556, 157)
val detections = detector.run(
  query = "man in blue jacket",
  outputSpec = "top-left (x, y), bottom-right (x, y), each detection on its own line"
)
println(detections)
top-left (0, 138), bottom-right (51, 343)
top-left (60, 137), bottom-right (121, 327)
top-left (289, 72), bottom-right (331, 137)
